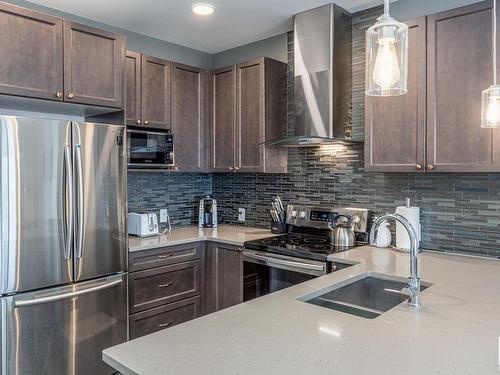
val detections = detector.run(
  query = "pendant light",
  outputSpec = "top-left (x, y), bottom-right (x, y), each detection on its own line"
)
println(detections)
top-left (481, 0), bottom-right (500, 128)
top-left (365, 0), bottom-right (408, 96)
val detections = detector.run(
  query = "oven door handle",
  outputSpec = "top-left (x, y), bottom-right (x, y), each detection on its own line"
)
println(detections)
top-left (241, 251), bottom-right (325, 273)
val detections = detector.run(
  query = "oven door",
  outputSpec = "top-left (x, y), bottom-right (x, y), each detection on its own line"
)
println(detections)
top-left (241, 249), bottom-right (327, 302)
top-left (127, 129), bottom-right (174, 168)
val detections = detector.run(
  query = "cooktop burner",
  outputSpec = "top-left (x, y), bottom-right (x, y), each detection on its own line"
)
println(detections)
top-left (244, 233), bottom-right (362, 261)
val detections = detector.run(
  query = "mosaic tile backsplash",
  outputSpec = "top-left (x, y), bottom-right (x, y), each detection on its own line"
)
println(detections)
top-left (130, 6), bottom-right (500, 259)
top-left (128, 172), bottom-right (212, 228)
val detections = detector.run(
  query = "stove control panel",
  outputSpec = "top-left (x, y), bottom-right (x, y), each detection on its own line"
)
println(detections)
top-left (310, 210), bottom-right (334, 222)
top-left (286, 205), bottom-right (369, 232)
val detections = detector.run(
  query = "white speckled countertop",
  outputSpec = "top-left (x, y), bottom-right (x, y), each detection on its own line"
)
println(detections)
top-left (128, 225), bottom-right (276, 252)
top-left (106, 245), bottom-right (500, 375)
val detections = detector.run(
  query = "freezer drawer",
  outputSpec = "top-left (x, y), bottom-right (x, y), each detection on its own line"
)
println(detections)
top-left (0, 273), bottom-right (127, 375)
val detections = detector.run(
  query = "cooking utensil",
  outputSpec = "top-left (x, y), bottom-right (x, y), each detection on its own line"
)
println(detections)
top-left (329, 214), bottom-right (356, 249)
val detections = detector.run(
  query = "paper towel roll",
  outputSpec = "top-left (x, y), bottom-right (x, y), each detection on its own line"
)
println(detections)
top-left (395, 205), bottom-right (421, 251)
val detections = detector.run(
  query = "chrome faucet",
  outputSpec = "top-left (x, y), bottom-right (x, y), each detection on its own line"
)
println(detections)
top-left (369, 213), bottom-right (422, 309)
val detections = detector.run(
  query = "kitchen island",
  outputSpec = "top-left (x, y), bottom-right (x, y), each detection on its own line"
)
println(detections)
top-left (104, 245), bottom-right (500, 374)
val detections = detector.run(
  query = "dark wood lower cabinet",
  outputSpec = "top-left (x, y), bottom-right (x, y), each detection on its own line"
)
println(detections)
top-left (127, 241), bottom-right (245, 340)
top-left (129, 296), bottom-right (200, 339)
top-left (204, 242), bottom-right (243, 314)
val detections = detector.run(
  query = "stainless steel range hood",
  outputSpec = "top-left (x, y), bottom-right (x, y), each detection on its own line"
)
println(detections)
top-left (270, 3), bottom-right (354, 147)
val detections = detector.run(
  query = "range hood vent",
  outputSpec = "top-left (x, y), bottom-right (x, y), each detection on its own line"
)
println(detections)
top-left (270, 3), bottom-right (355, 147)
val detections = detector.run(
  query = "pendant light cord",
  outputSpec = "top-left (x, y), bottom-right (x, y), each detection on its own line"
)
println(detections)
top-left (384, 0), bottom-right (389, 15)
top-left (494, 0), bottom-right (497, 85)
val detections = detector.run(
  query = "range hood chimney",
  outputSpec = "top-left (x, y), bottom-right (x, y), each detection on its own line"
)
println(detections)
top-left (271, 3), bottom-right (354, 147)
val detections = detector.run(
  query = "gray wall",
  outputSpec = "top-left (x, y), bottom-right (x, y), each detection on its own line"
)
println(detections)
top-left (212, 33), bottom-right (288, 69)
top-left (5, 0), bottom-right (212, 68)
top-left (211, 0), bottom-right (485, 69)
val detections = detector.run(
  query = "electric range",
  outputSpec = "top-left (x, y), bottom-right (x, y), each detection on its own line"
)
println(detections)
top-left (241, 205), bottom-right (370, 302)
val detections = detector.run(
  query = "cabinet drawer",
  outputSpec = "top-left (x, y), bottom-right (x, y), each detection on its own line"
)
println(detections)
top-left (129, 296), bottom-right (200, 339)
top-left (129, 260), bottom-right (200, 313)
top-left (129, 242), bottom-right (202, 272)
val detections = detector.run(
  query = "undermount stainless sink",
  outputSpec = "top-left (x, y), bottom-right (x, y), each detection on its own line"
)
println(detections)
top-left (301, 273), bottom-right (431, 319)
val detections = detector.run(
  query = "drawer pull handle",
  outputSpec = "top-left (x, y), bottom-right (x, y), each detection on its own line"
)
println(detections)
top-left (158, 321), bottom-right (173, 328)
top-left (158, 282), bottom-right (174, 288)
top-left (158, 254), bottom-right (173, 259)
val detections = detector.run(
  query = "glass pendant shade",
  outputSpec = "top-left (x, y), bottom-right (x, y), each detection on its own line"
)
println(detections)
top-left (365, 14), bottom-right (409, 96)
top-left (481, 85), bottom-right (500, 128)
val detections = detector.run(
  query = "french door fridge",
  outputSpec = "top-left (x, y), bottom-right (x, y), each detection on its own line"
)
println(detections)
top-left (0, 116), bottom-right (128, 375)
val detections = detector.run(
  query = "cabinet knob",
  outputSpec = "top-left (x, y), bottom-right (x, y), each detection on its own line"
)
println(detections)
top-left (234, 166), bottom-right (240, 171)
top-left (158, 254), bottom-right (172, 259)
top-left (158, 321), bottom-right (173, 328)
top-left (229, 166), bottom-right (234, 171)
top-left (158, 281), bottom-right (174, 288)
top-left (143, 120), bottom-right (149, 125)
top-left (173, 166), bottom-right (179, 171)
top-left (416, 164), bottom-right (422, 170)
top-left (427, 164), bottom-right (434, 171)
top-left (67, 93), bottom-right (74, 99)
top-left (55, 91), bottom-right (63, 98)
top-left (135, 120), bottom-right (141, 124)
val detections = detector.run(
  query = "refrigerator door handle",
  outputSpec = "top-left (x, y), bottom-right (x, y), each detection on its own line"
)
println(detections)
top-left (75, 144), bottom-right (85, 259)
top-left (63, 143), bottom-right (74, 260)
top-left (13, 277), bottom-right (123, 307)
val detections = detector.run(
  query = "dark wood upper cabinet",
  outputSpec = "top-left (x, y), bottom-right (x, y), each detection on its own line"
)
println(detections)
top-left (63, 21), bottom-right (125, 108)
top-left (141, 55), bottom-right (171, 130)
top-left (0, 2), bottom-right (63, 100)
top-left (212, 58), bottom-right (287, 173)
top-left (236, 59), bottom-right (264, 172)
top-left (365, 18), bottom-right (427, 173)
top-left (171, 63), bottom-right (210, 172)
top-left (204, 243), bottom-right (243, 314)
top-left (427, 1), bottom-right (498, 172)
top-left (125, 51), bottom-right (141, 126)
top-left (212, 65), bottom-right (236, 172)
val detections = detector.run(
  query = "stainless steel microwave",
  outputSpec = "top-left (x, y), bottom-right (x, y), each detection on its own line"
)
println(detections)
top-left (127, 129), bottom-right (174, 168)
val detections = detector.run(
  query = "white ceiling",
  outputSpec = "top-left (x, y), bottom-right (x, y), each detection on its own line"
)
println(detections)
top-left (26, 0), bottom-right (386, 53)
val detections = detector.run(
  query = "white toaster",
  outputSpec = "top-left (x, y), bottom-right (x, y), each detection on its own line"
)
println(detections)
top-left (128, 212), bottom-right (159, 237)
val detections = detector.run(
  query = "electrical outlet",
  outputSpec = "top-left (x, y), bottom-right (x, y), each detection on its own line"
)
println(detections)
top-left (238, 208), bottom-right (246, 222)
top-left (160, 209), bottom-right (169, 223)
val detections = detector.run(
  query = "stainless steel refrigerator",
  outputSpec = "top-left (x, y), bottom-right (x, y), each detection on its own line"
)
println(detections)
top-left (0, 115), bottom-right (128, 375)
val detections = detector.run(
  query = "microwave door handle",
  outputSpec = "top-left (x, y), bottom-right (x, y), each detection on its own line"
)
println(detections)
top-left (242, 251), bottom-right (325, 272)
top-left (75, 144), bottom-right (84, 259)
top-left (63, 144), bottom-right (74, 260)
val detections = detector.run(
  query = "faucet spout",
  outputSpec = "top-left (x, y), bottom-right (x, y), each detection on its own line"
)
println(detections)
top-left (369, 213), bottom-right (422, 309)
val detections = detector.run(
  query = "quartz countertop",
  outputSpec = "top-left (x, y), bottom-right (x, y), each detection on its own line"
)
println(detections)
top-left (105, 245), bottom-right (500, 375)
top-left (129, 225), bottom-right (276, 252)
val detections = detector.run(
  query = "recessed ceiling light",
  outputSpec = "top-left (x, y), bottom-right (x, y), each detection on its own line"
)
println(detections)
top-left (192, 3), bottom-right (215, 16)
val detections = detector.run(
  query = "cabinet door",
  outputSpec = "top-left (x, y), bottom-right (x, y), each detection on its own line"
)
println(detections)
top-left (126, 51), bottom-right (142, 126)
top-left (427, 2), bottom-right (497, 172)
top-left (212, 66), bottom-right (236, 172)
top-left (141, 55), bottom-right (171, 130)
top-left (365, 18), bottom-right (426, 172)
top-left (0, 3), bottom-right (63, 100)
top-left (63, 21), bottom-right (125, 108)
top-left (205, 243), bottom-right (243, 314)
top-left (235, 59), bottom-right (265, 172)
top-left (172, 63), bottom-right (210, 172)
